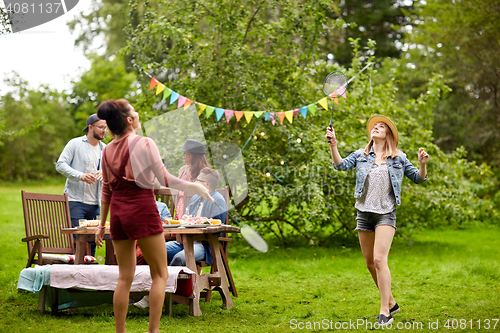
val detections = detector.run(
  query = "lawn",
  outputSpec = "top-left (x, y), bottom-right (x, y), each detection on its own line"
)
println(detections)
top-left (0, 184), bottom-right (499, 332)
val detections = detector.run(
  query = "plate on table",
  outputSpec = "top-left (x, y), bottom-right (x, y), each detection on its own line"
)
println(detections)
top-left (182, 224), bottom-right (210, 228)
top-left (163, 224), bottom-right (180, 229)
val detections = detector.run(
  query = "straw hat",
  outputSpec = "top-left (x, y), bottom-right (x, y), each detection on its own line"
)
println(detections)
top-left (366, 115), bottom-right (399, 146)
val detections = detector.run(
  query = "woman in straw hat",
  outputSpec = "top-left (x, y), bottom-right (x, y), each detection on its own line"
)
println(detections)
top-left (325, 115), bottom-right (429, 327)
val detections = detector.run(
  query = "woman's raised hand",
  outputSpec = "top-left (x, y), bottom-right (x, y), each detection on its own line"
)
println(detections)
top-left (418, 148), bottom-right (429, 165)
top-left (325, 127), bottom-right (336, 142)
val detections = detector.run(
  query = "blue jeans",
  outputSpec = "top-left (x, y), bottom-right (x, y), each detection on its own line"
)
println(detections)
top-left (166, 241), bottom-right (205, 266)
top-left (69, 201), bottom-right (99, 256)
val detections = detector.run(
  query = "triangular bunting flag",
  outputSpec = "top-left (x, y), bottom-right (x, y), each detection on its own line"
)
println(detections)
top-left (205, 106), bottom-right (215, 118)
top-left (334, 96), bottom-right (339, 105)
top-left (244, 111), bottom-right (254, 124)
top-left (234, 111), bottom-right (244, 122)
top-left (155, 83), bottom-right (165, 95)
top-left (162, 88), bottom-right (172, 100)
top-left (300, 106), bottom-right (308, 119)
top-left (149, 77), bottom-right (159, 90)
top-left (335, 87), bottom-right (347, 99)
top-left (293, 108), bottom-right (299, 118)
top-left (270, 113), bottom-right (276, 126)
top-left (170, 91), bottom-right (179, 105)
top-left (318, 97), bottom-right (329, 110)
top-left (277, 112), bottom-right (285, 125)
top-left (178, 96), bottom-right (187, 108)
top-left (183, 99), bottom-right (193, 110)
top-left (225, 110), bottom-right (234, 123)
top-left (285, 111), bottom-right (294, 124)
top-left (253, 111), bottom-right (264, 118)
top-left (264, 112), bottom-right (271, 121)
top-left (198, 103), bottom-right (207, 116)
top-left (215, 108), bottom-right (225, 121)
top-left (308, 104), bottom-right (317, 116)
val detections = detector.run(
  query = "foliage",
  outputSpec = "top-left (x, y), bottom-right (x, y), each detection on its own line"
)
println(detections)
top-left (327, 0), bottom-right (414, 65)
top-left (69, 53), bottom-right (137, 131)
top-left (69, 0), bottom-right (414, 67)
top-left (394, 0), bottom-right (500, 170)
top-left (0, 4), bottom-right (12, 35)
top-left (67, 0), bottom-right (130, 57)
top-left (0, 75), bottom-right (77, 181)
top-left (125, 0), bottom-right (497, 244)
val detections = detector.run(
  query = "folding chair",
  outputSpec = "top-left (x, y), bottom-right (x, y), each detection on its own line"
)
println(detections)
top-left (21, 190), bottom-right (75, 268)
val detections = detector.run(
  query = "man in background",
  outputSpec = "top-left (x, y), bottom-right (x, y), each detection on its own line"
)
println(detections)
top-left (56, 114), bottom-right (107, 256)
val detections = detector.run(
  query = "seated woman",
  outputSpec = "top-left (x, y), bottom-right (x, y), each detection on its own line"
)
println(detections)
top-left (133, 168), bottom-right (227, 309)
top-left (166, 167), bottom-right (228, 266)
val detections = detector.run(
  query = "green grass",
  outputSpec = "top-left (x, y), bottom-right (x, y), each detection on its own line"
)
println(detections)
top-left (1, 184), bottom-right (499, 332)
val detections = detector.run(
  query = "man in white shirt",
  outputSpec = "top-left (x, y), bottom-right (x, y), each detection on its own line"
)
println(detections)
top-left (56, 114), bottom-right (107, 256)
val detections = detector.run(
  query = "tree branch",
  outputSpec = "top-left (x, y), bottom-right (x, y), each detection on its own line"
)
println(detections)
top-left (242, 0), bottom-right (266, 45)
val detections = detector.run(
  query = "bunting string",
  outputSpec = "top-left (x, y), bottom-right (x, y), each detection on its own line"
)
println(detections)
top-left (135, 63), bottom-right (373, 125)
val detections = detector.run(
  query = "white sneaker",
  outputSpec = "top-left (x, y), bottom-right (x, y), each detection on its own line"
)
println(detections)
top-left (133, 295), bottom-right (149, 309)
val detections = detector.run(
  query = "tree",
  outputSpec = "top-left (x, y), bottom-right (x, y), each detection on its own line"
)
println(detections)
top-left (69, 53), bottom-right (137, 130)
top-left (0, 5), bottom-right (12, 35)
top-left (395, 0), bottom-right (500, 169)
top-left (0, 74), bottom-right (78, 181)
top-left (326, 0), bottom-right (414, 65)
top-left (68, 0), bottom-right (414, 67)
top-left (67, 0), bottom-right (130, 56)
top-left (124, 1), bottom-right (497, 244)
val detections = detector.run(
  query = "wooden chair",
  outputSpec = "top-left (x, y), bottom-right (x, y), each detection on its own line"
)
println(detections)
top-left (183, 186), bottom-right (238, 299)
top-left (154, 187), bottom-right (179, 218)
top-left (21, 191), bottom-right (75, 268)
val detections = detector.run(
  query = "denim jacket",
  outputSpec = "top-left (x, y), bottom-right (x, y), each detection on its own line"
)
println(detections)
top-left (333, 147), bottom-right (427, 205)
top-left (55, 135), bottom-right (106, 203)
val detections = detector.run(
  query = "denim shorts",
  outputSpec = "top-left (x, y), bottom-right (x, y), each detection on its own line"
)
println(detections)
top-left (355, 209), bottom-right (397, 232)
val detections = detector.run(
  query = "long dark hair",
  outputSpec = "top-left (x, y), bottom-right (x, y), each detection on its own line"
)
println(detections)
top-left (190, 154), bottom-right (210, 180)
top-left (97, 99), bottom-right (132, 136)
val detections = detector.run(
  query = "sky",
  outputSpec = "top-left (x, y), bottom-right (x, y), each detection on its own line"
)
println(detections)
top-left (0, 0), bottom-right (97, 95)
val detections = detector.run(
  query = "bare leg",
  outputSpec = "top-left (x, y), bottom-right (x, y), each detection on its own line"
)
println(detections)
top-left (138, 233), bottom-right (168, 333)
top-left (373, 225), bottom-right (396, 316)
top-left (112, 239), bottom-right (137, 333)
top-left (358, 230), bottom-right (396, 312)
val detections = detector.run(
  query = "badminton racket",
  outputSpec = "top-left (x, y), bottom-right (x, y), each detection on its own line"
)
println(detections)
top-left (323, 71), bottom-right (347, 143)
top-left (214, 202), bottom-right (268, 253)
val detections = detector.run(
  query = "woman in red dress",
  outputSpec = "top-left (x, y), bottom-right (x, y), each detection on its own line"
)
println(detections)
top-left (175, 139), bottom-right (210, 219)
top-left (95, 99), bottom-right (212, 333)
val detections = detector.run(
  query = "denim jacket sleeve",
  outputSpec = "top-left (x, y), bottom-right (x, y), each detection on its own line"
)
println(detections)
top-left (403, 155), bottom-right (427, 184)
top-left (332, 149), bottom-right (363, 171)
top-left (55, 138), bottom-right (84, 181)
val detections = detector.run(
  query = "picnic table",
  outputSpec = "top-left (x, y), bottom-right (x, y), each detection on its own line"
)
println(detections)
top-left (61, 224), bottom-right (240, 316)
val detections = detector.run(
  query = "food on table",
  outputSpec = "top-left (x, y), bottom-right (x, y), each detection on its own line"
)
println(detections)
top-left (78, 220), bottom-right (110, 228)
top-left (179, 217), bottom-right (221, 226)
